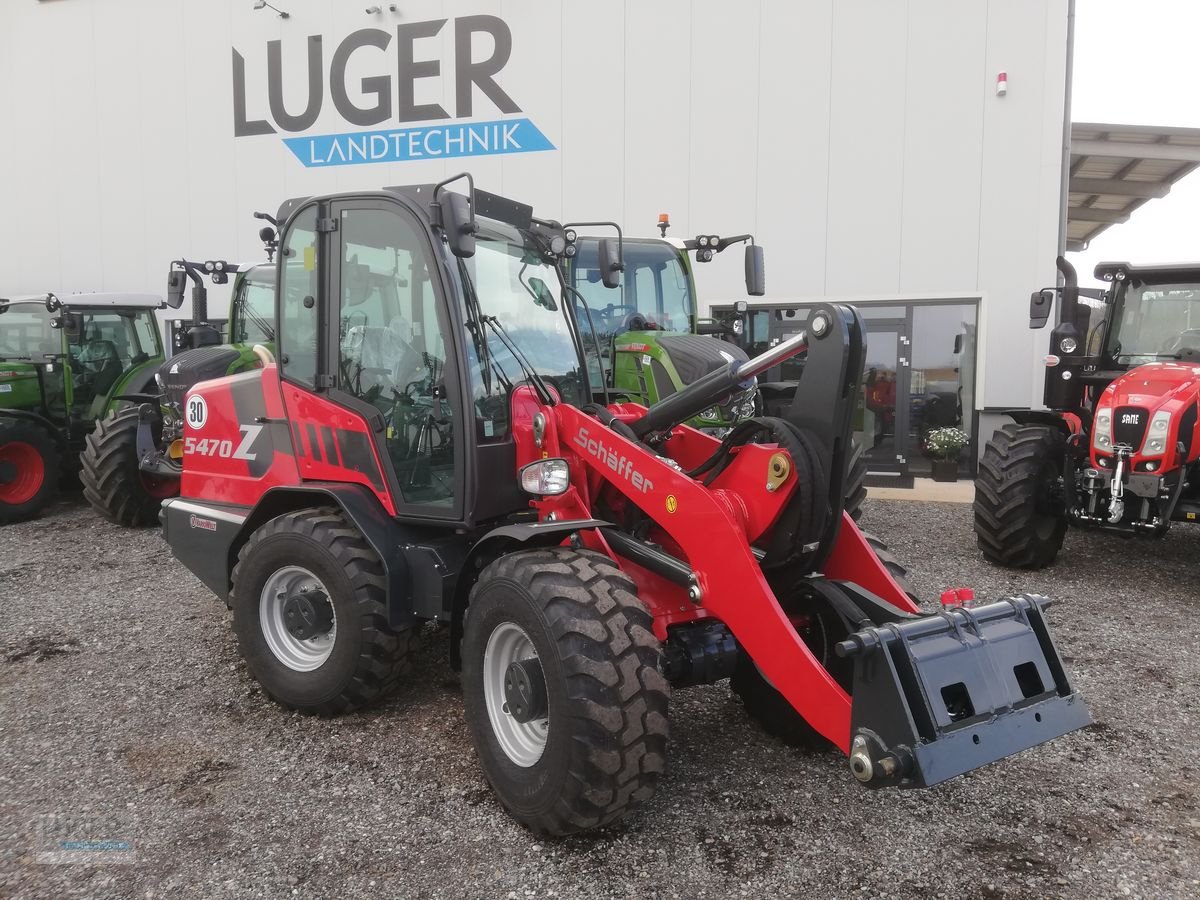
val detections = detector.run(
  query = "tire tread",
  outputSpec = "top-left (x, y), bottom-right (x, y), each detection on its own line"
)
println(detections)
top-left (973, 424), bottom-right (1067, 569)
top-left (231, 507), bottom-right (418, 715)
top-left (80, 408), bottom-right (174, 526)
top-left (468, 547), bottom-right (669, 835)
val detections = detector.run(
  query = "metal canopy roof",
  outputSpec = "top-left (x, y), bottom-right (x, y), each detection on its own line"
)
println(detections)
top-left (1067, 122), bottom-right (1200, 251)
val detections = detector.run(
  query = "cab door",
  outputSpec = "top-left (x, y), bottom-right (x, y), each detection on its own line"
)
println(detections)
top-left (275, 197), bottom-right (465, 522)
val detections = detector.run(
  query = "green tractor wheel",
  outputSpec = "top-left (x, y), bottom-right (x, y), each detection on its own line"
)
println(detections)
top-left (0, 419), bottom-right (60, 524)
top-left (81, 407), bottom-right (179, 527)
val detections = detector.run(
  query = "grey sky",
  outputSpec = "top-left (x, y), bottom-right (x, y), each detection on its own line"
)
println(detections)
top-left (1068, 0), bottom-right (1200, 287)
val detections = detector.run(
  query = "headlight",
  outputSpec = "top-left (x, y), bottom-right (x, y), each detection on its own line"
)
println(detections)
top-left (519, 458), bottom-right (570, 496)
top-left (1094, 409), bottom-right (1112, 451)
top-left (1059, 336), bottom-right (1078, 354)
top-left (1140, 410), bottom-right (1172, 456)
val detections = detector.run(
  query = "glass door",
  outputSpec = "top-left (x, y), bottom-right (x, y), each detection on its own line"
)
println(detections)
top-left (856, 327), bottom-right (909, 479)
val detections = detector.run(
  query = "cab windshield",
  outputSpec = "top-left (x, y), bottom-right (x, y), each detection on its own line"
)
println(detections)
top-left (454, 221), bottom-right (585, 436)
top-left (1107, 282), bottom-right (1200, 363)
top-left (0, 301), bottom-right (55, 361)
top-left (571, 239), bottom-right (694, 338)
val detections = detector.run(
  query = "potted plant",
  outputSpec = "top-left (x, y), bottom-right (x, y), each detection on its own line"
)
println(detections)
top-left (923, 426), bottom-right (969, 482)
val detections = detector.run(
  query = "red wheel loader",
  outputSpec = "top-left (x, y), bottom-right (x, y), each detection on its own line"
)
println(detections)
top-left (161, 177), bottom-right (1088, 835)
top-left (976, 257), bottom-right (1200, 568)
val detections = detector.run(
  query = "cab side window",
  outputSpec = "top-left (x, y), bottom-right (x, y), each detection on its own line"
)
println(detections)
top-left (131, 311), bottom-right (161, 361)
top-left (71, 312), bottom-right (137, 403)
top-left (278, 208), bottom-right (320, 386)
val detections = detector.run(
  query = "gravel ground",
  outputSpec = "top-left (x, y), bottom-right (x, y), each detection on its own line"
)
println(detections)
top-left (1, 496), bottom-right (1198, 900)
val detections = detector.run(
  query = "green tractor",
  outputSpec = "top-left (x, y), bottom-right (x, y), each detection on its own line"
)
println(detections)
top-left (567, 223), bottom-right (765, 433)
top-left (0, 293), bottom-right (167, 523)
top-left (81, 257), bottom-right (277, 526)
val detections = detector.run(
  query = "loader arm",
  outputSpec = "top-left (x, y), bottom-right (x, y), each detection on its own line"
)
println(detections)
top-left (514, 304), bottom-right (1090, 787)
top-left (538, 400), bottom-right (872, 751)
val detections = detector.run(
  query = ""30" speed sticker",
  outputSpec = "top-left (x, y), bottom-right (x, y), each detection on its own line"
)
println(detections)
top-left (185, 394), bottom-right (208, 429)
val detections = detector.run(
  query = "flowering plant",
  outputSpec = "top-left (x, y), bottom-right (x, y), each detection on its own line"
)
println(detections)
top-left (923, 426), bottom-right (969, 460)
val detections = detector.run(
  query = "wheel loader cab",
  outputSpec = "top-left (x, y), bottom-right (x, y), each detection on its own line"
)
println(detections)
top-left (268, 188), bottom-right (590, 525)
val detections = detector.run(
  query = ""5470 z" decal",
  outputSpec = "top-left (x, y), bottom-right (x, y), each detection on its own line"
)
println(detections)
top-left (185, 425), bottom-right (263, 460)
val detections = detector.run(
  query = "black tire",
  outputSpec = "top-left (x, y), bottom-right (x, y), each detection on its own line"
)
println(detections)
top-left (0, 418), bottom-right (59, 524)
top-left (731, 534), bottom-right (916, 748)
top-left (80, 407), bottom-right (178, 527)
top-left (461, 547), bottom-right (669, 836)
top-left (974, 423), bottom-right (1067, 569)
top-left (844, 439), bottom-right (869, 522)
top-left (860, 531), bottom-right (918, 603)
top-left (230, 508), bottom-right (419, 715)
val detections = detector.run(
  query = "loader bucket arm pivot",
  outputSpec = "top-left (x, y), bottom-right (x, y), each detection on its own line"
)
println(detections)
top-left (627, 304), bottom-right (866, 566)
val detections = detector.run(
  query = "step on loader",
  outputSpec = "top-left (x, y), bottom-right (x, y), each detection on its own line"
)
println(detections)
top-left (161, 177), bottom-right (1090, 835)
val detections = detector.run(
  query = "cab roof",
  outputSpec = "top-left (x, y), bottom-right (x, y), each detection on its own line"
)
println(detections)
top-left (1094, 262), bottom-right (1200, 284)
top-left (1, 292), bottom-right (163, 309)
top-left (276, 184), bottom-right (536, 232)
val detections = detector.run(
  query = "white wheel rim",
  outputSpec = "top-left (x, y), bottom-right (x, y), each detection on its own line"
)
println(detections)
top-left (259, 565), bottom-right (337, 672)
top-left (482, 621), bottom-right (549, 767)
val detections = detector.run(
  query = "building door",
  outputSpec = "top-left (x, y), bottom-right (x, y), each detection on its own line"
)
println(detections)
top-left (765, 309), bottom-right (912, 481)
top-left (857, 325), bottom-right (910, 481)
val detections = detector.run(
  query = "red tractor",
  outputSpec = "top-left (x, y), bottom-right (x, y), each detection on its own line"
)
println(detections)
top-left (162, 178), bottom-right (1088, 835)
top-left (976, 257), bottom-right (1200, 568)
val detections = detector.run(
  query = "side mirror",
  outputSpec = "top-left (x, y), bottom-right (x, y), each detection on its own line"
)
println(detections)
top-left (598, 238), bottom-right (623, 289)
top-left (440, 191), bottom-right (477, 258)
top-left (166, 269), bottom-right (187, 309)
top-left (1029, 289), bottom-right (1054, 329)
top-left (744, 245), bottom-right (765, 297)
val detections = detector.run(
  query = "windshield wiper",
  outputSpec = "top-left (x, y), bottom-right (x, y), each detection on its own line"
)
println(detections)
top-left (482, 315), bottom-right (554, 406)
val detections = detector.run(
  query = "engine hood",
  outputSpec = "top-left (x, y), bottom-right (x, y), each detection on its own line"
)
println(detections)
top-left (1094, 362), bottom-right (1200, 468)
top-left (1101, 362), bottom-right (1200, 414)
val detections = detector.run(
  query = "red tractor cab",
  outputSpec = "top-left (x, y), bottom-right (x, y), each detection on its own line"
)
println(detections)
top-left (976, 258), bottom-right (1200, 567)
top-left (161, 177), bottom-right (1088, 835)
